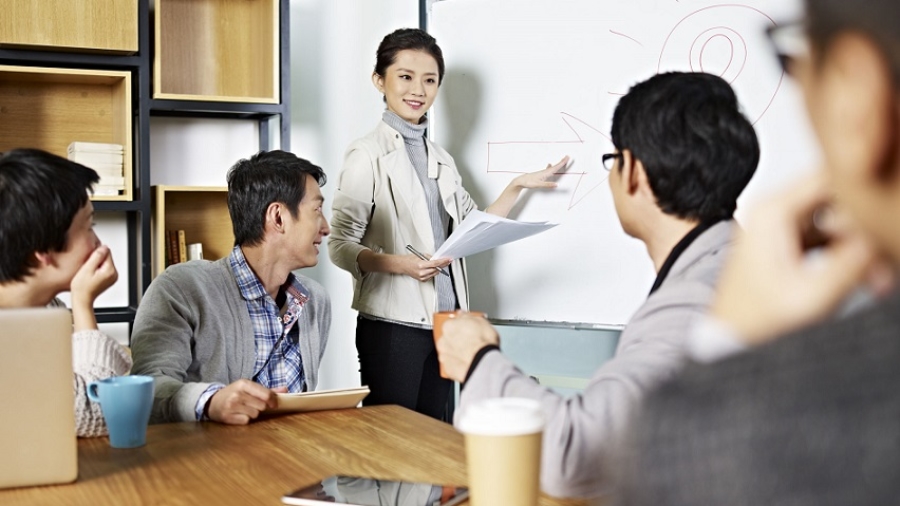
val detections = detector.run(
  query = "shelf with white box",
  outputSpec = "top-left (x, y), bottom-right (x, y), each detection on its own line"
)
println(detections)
top-left (0, 65), bottom-right (134, 201)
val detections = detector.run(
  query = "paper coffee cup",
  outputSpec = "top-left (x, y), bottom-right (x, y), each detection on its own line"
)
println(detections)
top-left (433, 310), bottom-right (487, 379)
top-left (457, 398), bottom-right (544, 506)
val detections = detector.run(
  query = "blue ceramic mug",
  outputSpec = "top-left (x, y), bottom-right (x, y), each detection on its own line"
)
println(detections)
top-left (87, 375), bottom-right (154, 448)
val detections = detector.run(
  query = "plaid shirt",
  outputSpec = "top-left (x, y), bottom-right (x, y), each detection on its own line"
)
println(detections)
top-left (194, 246), bottom-right (311, 420)
top-left (231, 246), bottom-right (308, 392)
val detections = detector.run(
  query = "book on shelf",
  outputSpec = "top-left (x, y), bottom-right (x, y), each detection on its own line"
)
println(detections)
top-left (67, 141), bottom-right (124, 154)
top-left (90, 164), bottom-right (125, 179)
top-left (166, 230), bottom-right (179, 267)
top-left (92, 185), bottom-right (123, 196)
top-left (68, 151), bottom-right (123, 166)
top-left (97, 176), bottom-right (125, 187)
top-left (177, 230), bottom-right (187, 263)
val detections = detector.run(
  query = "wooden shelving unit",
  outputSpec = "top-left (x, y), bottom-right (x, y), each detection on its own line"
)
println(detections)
top-left (152, 186), bottom-right (233, 277)
top-left (0, 0), bottom-right (138, 54)
top-left (0, 0), bottom-right (291, 335)
top-left (0, 65), bottom-right (133, 201)
top-left (154, 0), bottom-right (279, 103)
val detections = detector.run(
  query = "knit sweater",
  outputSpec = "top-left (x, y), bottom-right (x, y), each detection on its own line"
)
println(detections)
top-left (72, 329), bottom-right (133, 437)
top-left (48, 298), bottom-right (133, 437)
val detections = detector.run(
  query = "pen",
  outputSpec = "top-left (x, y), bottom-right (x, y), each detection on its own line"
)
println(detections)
top-left (405, 245), bottom-right (451, 277)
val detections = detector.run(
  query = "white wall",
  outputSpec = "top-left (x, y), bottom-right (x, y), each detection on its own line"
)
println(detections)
top-left (290, 0), bottom-right (420, 389)
top-left (149, 118), bottom-right (260, 187)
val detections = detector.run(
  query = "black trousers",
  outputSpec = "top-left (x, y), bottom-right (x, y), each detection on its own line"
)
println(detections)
top-left (356, 316), bottom-right (452, 421)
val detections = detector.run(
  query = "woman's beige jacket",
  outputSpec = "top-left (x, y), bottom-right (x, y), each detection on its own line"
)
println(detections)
top-left (328, 120), bottom-right (476, 326)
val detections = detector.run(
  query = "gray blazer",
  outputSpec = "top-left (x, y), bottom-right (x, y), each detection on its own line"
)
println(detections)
top-left (612, 288), bottom-right (900, 506)
top-left (131, 257), bottom-right (331, 424)
top-left (458, 220), bottom-right (736, 498)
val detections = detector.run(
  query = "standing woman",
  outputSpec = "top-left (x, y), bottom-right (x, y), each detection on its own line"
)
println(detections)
top-left (329, 28), bottom-right (566, 420)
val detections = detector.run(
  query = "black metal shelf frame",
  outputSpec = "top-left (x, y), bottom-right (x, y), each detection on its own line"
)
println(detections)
top-left (0, 50), bottom-right (143, 69)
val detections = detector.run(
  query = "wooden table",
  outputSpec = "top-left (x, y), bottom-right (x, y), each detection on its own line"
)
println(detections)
top-left (1, 405), bottom-right (593, 505)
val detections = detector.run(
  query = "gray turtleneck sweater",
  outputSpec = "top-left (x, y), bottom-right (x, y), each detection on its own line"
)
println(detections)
top-left (382, 110), bottom-right (457, 312)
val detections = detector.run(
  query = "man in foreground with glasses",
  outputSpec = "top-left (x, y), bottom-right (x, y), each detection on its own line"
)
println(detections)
top-left (435, 71), bottom-right (759, 498)
top-left (131, 151), bottom-right (332, 425)
top-left (612, 1), bottom-right (900, 503)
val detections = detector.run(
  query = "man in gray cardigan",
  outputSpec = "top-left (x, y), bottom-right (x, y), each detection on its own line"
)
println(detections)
top-left (132, 151), bottom-right (332, 425)
top-left (436, 72), bottom-right (760, 498)
top-left (612, 1), bottom-right (900, 504)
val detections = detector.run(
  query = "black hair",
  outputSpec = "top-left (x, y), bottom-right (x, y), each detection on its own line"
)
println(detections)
top-left (375, 28), bottom-right (445, 85)
top-left (806, 0), bottom-right (900, 84)
top-left (611, 72), bottom-right (760, 222)
top-left (0, 148), bottom-right (99, 283)
top-left (226, 150), bottom-right (327, 247)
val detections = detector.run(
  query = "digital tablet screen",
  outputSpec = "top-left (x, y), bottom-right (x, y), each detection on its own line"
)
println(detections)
top-left (282, 475), bottom-right (469, 506)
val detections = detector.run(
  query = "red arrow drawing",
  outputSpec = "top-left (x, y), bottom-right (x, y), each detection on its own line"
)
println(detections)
top-left (486, 112), bottom-right (614, 210)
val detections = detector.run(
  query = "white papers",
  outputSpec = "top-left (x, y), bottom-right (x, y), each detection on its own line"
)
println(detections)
top-left (433, 210), bottom-right (557, 260)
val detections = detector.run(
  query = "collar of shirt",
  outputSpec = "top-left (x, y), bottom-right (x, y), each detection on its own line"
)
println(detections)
top-left (649, 218), bottom-right (724, 295)
top-left (229, 245), bottom-right (311, 307)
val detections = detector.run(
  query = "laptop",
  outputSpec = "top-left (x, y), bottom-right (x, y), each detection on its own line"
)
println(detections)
top-left (0, 308), bottom-right (78, 489)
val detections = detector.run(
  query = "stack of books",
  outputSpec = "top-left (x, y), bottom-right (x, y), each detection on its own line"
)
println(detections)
top-left (67, 142), bottom-right (125, 196)
top-left (166, 230), bottom-right (187, 267)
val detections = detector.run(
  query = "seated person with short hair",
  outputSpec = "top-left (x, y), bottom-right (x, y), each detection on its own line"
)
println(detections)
top-left (436, 72), bottom-right (759, 497)
top-left (0, 148), bottom-right (131, 438)
top-left (131, 151), bottom-right (332, 425)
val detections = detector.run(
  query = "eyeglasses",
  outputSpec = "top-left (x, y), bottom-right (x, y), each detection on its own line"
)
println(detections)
top-left (602, 153), bottom-right (622, 171)
top-left (765, 20), bottom-right (809, 76)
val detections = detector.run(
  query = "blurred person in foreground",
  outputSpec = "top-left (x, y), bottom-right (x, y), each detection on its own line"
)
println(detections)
top-left (612, 1), bottom-right (900, 504)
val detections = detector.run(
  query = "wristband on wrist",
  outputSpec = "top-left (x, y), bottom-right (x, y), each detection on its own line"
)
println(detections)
top-left (465, 344), bottom-right (500, 383)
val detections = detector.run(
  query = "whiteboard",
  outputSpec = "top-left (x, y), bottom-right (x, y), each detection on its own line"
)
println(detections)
top-left (430, 0), bottom-right (819, 327)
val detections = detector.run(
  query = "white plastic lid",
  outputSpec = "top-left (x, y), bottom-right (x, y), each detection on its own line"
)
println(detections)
top-left (457, 397), bottom-right (544, 436)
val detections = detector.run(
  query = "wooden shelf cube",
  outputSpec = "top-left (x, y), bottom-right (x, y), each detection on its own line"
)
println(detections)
top-left (0, 0), bottom-right (138, 54)
top-left (154, 0), bottom-right (279, 104)
top-left (152, 186), bottom-right (234, 277)
top-left (0, 65), bottom-right (133, 201)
